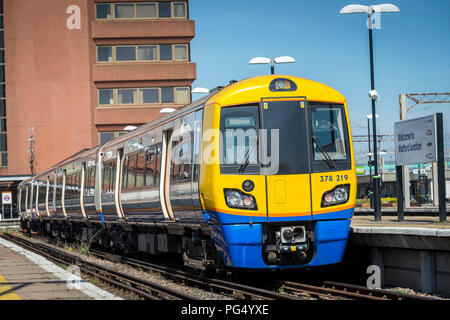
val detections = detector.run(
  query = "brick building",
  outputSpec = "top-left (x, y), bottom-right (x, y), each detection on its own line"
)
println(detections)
top-left (0, 0), bottom-right (196, 218)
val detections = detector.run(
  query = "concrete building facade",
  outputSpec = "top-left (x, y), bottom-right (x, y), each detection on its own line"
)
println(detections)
top-left (0, 0), bottom-right (196, 218)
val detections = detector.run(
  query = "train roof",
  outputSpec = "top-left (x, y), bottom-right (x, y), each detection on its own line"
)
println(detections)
top-left (207, 75), bottom-right (346, 107)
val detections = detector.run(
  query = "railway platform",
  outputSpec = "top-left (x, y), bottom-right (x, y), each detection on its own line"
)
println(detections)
top-left (348, 214), bottom-right (450, 297)
top-left (0, 219), bottom-right (20, 231)
top-left (0, 235), bottom-right (120, 300)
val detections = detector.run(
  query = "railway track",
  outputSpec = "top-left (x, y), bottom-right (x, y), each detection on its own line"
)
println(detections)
top-left (90, 249), bottom-right (299, 300)
top-left (1, 233), bottom-right (300, 300)
top-left (279, 280), bottom-right (438, 300)
top-left (0, 233), bottom-right (194, 300)
top-left (4, 233), bottom-right (439, 301)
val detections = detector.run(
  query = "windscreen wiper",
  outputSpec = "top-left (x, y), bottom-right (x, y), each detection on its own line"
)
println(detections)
top-left (312, 136), bottom-right (335, 170)
top-left (238, 138), bottom-right (258, 174)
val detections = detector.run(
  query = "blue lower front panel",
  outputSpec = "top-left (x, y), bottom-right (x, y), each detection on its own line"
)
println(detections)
top-left (210, 219), bottom-right (351, 269)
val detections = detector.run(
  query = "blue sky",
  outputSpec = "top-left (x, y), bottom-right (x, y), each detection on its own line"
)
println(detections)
top-left (189, 0), bottom-right (450, 163)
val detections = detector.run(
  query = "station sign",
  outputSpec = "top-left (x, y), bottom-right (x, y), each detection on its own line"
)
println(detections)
top-left (2, 191), bottom-right (12, 205)
top-left (394, 114), bottom-right (437, 166)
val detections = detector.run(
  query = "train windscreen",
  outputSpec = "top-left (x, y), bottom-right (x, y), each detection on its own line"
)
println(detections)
top-left (219, 102), bottom-right (350, 175)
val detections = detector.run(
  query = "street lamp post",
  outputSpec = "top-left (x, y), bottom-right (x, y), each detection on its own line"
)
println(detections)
top-left (249, 56), bottom-right (296, 74)
top-left (340, 3), bottom-right (400, 221)
top-left (366, 113), bottom-right (379, 197)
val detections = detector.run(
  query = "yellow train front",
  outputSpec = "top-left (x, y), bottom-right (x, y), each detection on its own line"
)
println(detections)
top-left (200, 75), bottom-right (356, 269)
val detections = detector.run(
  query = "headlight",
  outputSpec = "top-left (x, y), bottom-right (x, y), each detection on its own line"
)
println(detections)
top-left (224, 189), bottom-right (257, 210)
top-left (321, 184), bottom-right (350, 207)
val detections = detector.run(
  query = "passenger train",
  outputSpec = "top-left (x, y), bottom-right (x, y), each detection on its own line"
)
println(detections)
top-left (17, 75), bottom-right (356, 271)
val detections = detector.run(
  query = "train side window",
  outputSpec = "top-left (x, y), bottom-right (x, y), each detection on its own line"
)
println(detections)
top-left (56, 174), bottom-right (63, 202)
top-left (127, 154), bottom-right (137, 189)
top-left (110, 161), bottom-right (116, 193)
top-left (65, 172), bottom-right (71, 199)
top-left (145, 148), bottom-right (155, 186)
top-left (103, 163), bottom-right (111, 193)
top-left (136, 152), bottom-right (145, 188)
top-left (155, 143), bottom-right (161, 185)
top-left (192, 110), bottom-right (203, 182)
top-left (39, 181), bottom-right (46, 205)
top-left (122, 156), bottom-right (128, 191)
top-left (48, 177), bottom-right (54, 208)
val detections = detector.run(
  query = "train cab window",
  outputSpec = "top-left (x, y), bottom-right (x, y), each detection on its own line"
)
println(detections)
top-left (310, 104), bottom-right (351, 172)
top-left (220, 106), bottom-right (260, 174)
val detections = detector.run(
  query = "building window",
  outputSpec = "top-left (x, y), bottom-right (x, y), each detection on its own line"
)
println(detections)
top-left (1, 152), bottom-right (6, 167)
top-left (174, 44), bottom-right (187, 61)
top-left (99, 131), bottom-right (127, 145)
top-left (99, 89), bottom-right (114, 105)
top-left (114, 3), bottom-right (135, 19)
top-left (96, 44), bottom-right (189, 63)
top-left (159, 44), bottom-right (172, 61)
top-left (136, 3), bottom-right (157, 18)
top-left (0, 0), bottom-right (5, 168)
top-left (98, 87), bottom-right (191, 106)
top-left (141, 88), bottom-right (159, 104)
top-left (95, 2), bottom-right (187, 20)
top-left (97, 46), bottom-right (113, 62)
top-left (173, 2), bottom-right (186, 18)
top-left (0, 133), bottom-right (6, 151)
top-left (0, 100), bottom-right (5, 117)
top-left (96, 3), bottom-right (112, 19)
top-left (138, 45), bottom-right (157, 61)
top-left (161, 87), bottom-right (174, 103)
top-left (116, 46), bottom-right (136, 61)
top-left (117, 89), bottom-right (137, 104)
top-left (158, 2), bottom-right (171, 18)
top-left (175, 88), bottom-right (189, 104)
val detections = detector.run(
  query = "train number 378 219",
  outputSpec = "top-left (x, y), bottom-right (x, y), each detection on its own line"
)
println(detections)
top-left (319, 175), bottom-right (349, 182)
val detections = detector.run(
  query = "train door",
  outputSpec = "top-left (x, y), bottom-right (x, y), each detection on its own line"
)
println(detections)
top-left (48, 172), bottom-right (56, 217)
top-left (80, 163), bottom-right (87, 219)
top-left (24, 185), bottom-right (30, 218)
top-left (84, 160), bottom-right (97, 220)
top-left (35, 181), bottom-right (39, 217)
top-left (191, 110), bottom-right (204, 217)
top-left (45, 178), bottom-right (50, 217)
top-left (18, 188), bottom-right (22, 218)
top-left (168, 113), bottom-right (199, 221)
top-left (160, 128), bottom-right (176, 220)
top-left (29, 182), bottom-right (35, 219)
top-left (114, 149), bottom-right (126, 219)
top-left (62, 170), bottom-right (67, 218)
top-left (260, 98), bottom-right (313, 221)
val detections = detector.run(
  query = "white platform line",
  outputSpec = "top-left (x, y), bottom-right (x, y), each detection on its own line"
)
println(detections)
top-left (0, 237), bottom-right (122, 300)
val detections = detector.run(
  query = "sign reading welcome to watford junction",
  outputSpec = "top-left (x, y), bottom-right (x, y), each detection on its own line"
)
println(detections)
top-left (394, 114), bottom-right (437, 166)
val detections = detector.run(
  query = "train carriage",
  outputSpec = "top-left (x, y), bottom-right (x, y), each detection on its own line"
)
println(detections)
top-left (18, 75), bottom-right (356, 271)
